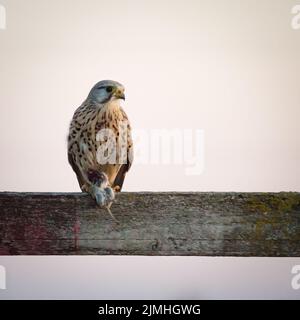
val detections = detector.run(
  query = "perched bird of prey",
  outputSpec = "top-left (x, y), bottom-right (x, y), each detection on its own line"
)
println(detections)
top-left (68, 80), bottom-right (133, 221)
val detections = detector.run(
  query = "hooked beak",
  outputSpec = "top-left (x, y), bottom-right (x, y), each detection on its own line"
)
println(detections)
top-left (114, 89), bottom-right (125, 100)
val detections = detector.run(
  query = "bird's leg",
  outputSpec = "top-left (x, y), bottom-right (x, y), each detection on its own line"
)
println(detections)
top-left (87, 170), bottom-right (118, 222)
top-left (113, 185), bottom-right (121, 193)
top-left (81, 183), bottom-right (90, 193)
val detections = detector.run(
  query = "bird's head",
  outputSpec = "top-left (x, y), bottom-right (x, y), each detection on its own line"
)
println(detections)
top-left (88, 80), bottom-right (125, 104)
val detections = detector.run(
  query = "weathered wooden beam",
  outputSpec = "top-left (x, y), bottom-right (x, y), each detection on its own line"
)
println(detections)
top-left (0, 192), bottom-right (299, 256)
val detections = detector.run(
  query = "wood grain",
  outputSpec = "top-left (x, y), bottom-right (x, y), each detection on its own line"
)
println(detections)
top-left (0, 192), bottom-right (299, 256)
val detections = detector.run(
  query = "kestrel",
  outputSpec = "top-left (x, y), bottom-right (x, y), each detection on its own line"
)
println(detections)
top-left (68, 80), bottom-right (133, 221)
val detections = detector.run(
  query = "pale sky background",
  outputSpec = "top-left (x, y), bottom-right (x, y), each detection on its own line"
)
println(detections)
top-left (0, 0), bottom-right (299, 192)
top-left (0, 0), bottom-right (300, 299)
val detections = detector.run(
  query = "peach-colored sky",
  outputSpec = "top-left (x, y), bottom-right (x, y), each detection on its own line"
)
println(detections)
top-left (0, 0), bottom-right (299, 193)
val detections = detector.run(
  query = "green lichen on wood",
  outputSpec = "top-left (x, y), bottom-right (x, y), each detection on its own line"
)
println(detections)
top-left (246, 192), bottom-right (300, 214)
top-left (245, 193), bottom-right (300, 242)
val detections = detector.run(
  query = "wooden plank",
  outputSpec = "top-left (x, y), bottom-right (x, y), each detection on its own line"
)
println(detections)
top-left (0, 192), bottom-right (299, 256)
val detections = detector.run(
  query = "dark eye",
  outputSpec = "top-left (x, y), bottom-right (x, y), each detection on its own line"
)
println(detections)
top-left (106, 86), bottom-right (113, 93)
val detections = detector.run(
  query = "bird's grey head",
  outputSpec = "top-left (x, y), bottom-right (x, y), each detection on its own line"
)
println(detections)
top-left (88, 80), bottom-right (125, 104)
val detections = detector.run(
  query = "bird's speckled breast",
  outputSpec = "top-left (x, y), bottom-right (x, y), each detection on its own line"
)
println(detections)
top-left (68, 99), bottom-right (131, 185)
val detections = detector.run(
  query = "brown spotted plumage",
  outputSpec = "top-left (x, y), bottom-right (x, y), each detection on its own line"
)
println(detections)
top-left (68, 80), bottom-right (133, 219)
